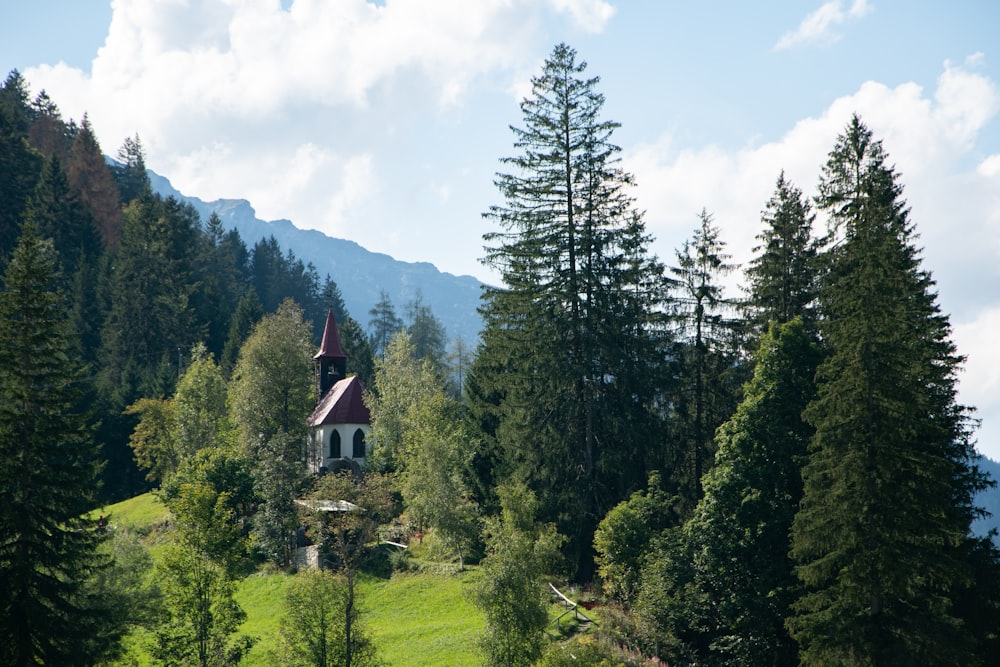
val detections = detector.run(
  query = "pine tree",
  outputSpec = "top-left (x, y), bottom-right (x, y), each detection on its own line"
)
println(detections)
top-left (24, 154), bottom-right (101, 283)
top-left (475, 42), bottom-right (668, 578)
top-left (667, 209), bottom-right (742, 508)
top-left (0, 74), bottom-right (43, 261)
top-left (0, 221), bottom-right (114, 665)
top-left (98, 193), bottom-right (200, 407)
top-left (194, 213), bottom-right (248, 359)
top-left (367, 289), bottom-right (403, 359)
top-left (27, 90), bottom-right (71, 161)
top-left (788, 115), bottom-right (993, 664)
top-left (221, 287), bottom-right (264, 378)
top-left (405, 291), bottom-right (448, 370)
top-left (744, 171), bottom-right (822, 336)
top-left (66, 114), bottom-right (122, 248)
top-left (112, 134), bottom-right (151, 204)
top-left (0, 70), bottom-right (33, 135)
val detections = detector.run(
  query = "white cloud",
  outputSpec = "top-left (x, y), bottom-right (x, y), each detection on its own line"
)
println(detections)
top-left (325, 153), bottom-right (377, 236)
top-left (546, 0), bottom-right (616, 33)
top-left (955, 308), bottom-right (1000, 460)
top-left (25, 0), bottom-right (595, 156)
top-left (774, 0), bottom-right (873, 51)
top-left (979, 154), bottom-right (1000, 178)
top-left (21, 0), bottom-right (604, 259)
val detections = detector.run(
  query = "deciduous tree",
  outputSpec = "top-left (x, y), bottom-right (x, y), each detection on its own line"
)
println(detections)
top-left (474, 483), bottom-right (564, 667)
top-left (230, 299), bottom-right (316, 565)
top-left (278, 570), bottom-right (380, 667)
top-left (150, 543), bottom-right (256, 667)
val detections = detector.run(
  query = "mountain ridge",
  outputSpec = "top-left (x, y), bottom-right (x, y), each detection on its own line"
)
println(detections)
top-left (147, 170), bottom-right (485, 345)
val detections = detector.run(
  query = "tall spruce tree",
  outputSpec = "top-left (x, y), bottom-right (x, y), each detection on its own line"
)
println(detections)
top-left (788, 115), bottom-right (994, 664)
top-left (476, 42), bottom-right (668, 578)
top-left (667, 209), bottom-right (742, 508)
top-left (98, 193), bottom-right (200, 407)
top-left (66, 114), bottom-right (122, 248)
top-left (0, 73), bottom-right (43, 261)
top-left (22, 154), bottom-right (103, 365)
top-left (744, 171), bottom-right (822, 336)
top-left (367, 289), bottom-right (403, 359)
top-left (0, 221), bottom-right (114, 665)
top-left (112, 134), bottom-right (151, 205)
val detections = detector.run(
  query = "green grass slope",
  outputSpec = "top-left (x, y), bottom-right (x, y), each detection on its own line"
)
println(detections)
top-left (99, 493), bottom-right (486, 666)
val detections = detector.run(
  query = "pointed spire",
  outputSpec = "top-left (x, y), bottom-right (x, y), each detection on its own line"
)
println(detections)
top-left (315, 308), bottom-right (346, 360)
top-left (315, 309), bottom-right (348, 398)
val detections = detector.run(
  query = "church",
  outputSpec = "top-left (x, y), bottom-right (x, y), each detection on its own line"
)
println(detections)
top-left (306, 309), bottom-right (371, 475)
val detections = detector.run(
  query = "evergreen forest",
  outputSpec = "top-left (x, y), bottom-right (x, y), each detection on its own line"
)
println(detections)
top-left (1, 42), bottom-right (999, 666)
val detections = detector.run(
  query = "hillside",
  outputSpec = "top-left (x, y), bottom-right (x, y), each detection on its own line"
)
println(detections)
top-left (95, 493), bottom-right (579, 666)
top-left (148, 171), bottom-right (485, 345)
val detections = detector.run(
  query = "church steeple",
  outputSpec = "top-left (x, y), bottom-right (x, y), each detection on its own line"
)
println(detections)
top-left (315, 309), bottom-right (348, 397)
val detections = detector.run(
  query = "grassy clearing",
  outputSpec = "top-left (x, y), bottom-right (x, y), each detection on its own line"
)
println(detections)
top-left (93, 491), bottom-right (168, 532)
top-left (236, 570), bottom-right (295, 665)
top-left (365, 568), bottom-right (484, 666)
top-left (96, 494), bottom-right (609, 666)
top-left (237, 567), bottom-right (484, 666)
top-left (98, 493), bottom-right (487, 666)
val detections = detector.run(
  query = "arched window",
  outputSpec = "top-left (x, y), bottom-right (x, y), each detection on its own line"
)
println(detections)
top-left (352, 428), bottom-right (366, 458)
top-left (329, 430), bottom-right (341, 458)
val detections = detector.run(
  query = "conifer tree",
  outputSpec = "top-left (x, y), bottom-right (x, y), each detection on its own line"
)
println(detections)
top-left (475, 42), bottom-right (668, 578)
top-left (0, 74), bottom-right (43, 260)
top-left (195, 213), bottom-right (248, 359)
top-left (405, 291), bottom-right (448, 370)
top-left (0, 70), bottom-right (33, 135)
top-left (98, 193), bottom-right (200, 406)
top-left (113, 134), bottom-right (151, 204)
top-left (788, 115), bottom-right (994, 664)
top-left (368, 289), bottom-right (403, 359)
top-left (0, 221), bottom-right (114, 665)
top-left (66, 114), bottom-right (122, 248)
top-left (649, 319), bottom-right (821, 666)
top-left (27, 90), bottom-right (71, 161)
top-left (667, 209), bottom-right (741, 507)
top-left (22, 154), bottom-right (103, 362)
top-left (221, 287), bottom-right (264, 378)
top-left (744, 171), bottom-right (821, 336)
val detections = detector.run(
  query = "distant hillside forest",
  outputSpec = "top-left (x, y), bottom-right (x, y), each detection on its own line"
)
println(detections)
top-left (0, 70), bottom-right (465, 504)
top-left (3, 41), bottom-right (1000, 667)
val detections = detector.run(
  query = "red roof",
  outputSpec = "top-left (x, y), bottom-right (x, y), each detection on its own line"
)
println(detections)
top-left (307, 375), bottom-right (370, 427)
top-left (315, 309), bottom-right (346, 360)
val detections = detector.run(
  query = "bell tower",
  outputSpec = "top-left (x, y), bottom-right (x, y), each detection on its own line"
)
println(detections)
top-left (314, 309), bottom-right (347, 398)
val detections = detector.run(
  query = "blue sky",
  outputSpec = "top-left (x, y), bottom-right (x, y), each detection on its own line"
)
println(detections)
top-left (3, 0), bottom-right (1000, 459)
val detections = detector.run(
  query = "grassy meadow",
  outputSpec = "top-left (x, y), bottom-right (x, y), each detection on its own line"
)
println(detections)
top-left (95, 493), bottom-right (490, 666)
